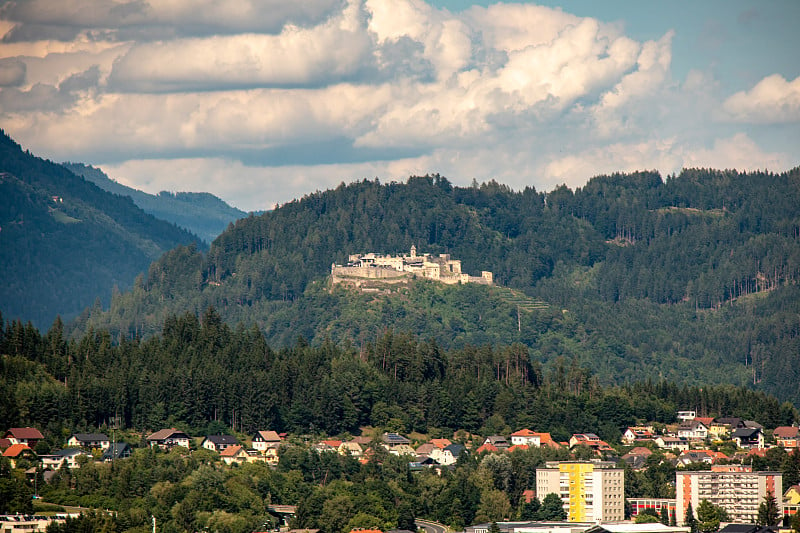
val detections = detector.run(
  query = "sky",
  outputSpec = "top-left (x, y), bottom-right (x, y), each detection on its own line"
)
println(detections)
top-left (0, 0), bottom-right (798, 212)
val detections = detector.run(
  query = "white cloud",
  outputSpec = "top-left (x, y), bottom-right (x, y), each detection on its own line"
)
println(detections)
top-left (722, 74), bottom-right (800, 124)
top-left (108, 0), bottom-right (372, 91)
top-left (1, 0), bottom-right (798, 210)
top-left (681, 132), bottom-right (791, 170)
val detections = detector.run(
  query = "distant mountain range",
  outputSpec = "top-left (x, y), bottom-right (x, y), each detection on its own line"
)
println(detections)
top-left (63, 163), bottom-right (249, 244)
top-left (0, 130), bottom-right (204, 327)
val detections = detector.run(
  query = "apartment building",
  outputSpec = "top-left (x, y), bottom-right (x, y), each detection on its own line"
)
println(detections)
top-left (536, 461), bottom-right (625, 522)
top-left (675, 465), bottom-right (782, 524)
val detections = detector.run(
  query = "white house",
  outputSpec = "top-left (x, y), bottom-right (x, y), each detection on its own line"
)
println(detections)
top-left (67, 433), bottom-right (110, 450)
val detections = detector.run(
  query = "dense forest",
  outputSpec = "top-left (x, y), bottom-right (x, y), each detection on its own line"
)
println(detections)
top-left (0, 131), bottom-right (200, 327)
top-left (2, 311), bottom-right (795, 442)
top-left (71, 169), bottom-right (800, 404)
top-left (63, 163), bottom-right (249, 243)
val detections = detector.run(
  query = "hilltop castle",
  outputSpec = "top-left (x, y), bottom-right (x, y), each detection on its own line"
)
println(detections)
top-left (331, 245), bottom-right (493, 287)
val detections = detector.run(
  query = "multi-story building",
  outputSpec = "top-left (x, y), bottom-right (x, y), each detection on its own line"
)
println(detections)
top-left (675, 465), bottom-right (782, 524)
top-left (536, 461), bottom-right (625, 522)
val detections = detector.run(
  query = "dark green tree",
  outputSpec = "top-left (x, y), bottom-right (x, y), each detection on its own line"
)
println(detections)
top-left (684, 503), bottom-right (698, 533)
top-left (757, 491), bottom-right (780, 527)
top-left (540, 493), bottom-right (567, 520)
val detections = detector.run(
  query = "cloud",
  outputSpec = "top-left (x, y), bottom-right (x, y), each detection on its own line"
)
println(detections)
top-left (542, 133), bottom-right (791, 189)
top-left (0, 0), bottom-right (797, 211)
top-left (590, 30), bottom-right (673, 137)
top-left (0, 57), bottom-right (24, 85)
top-left (681, 132), bottom-right (791, 171)
top-left (722, 74), bottom-right (800, 124)
top-left (108, 0), bottom-right (373, 91)
top-left (0, 0), bottom-right (345, 41)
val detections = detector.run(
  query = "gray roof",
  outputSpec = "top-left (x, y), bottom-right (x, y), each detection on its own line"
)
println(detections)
top-left (205, 435), bottom-right (239, 445)
top-left (71, 433), bottom-right (109, 442)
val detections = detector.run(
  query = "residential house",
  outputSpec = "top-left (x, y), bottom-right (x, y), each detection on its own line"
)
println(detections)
top-left (430, 443), bottom-right (466, 466)
top-left (677, 411), bottom-right (697, 421)
top-left (621, 447), bottom-right (653, 470)
top-left (655, 436), bottom-right (690, 452)
top-left (102, 443), bottom-right (132, 462)
top-left (430, 438), bottom-right (452, 450)
top-left (511, 429), bottom-right (541, 447)
top-left (67, 433), bottom-right (110, 450)
top-left (220, 445), bottom-right (249, 465)
top-left (715, 417), bottom-right (746, 431)
top-left (622, 427), bottom-right (654, 445)
top-left (314, 439), bottom-right (341, 453)
top-left (783, 485), bottom-right (800, 522)
top-left (5, 427), bottom-right (44, 448)
top-left (2, 444), bottom-right (36, 468)
top-left (415, 442), bottom-right (435, 457)
top-left (675, 450), bottom-right (728, 467)
top-left (707, 421), bottom-right (731, 440)
top-left (733, 427), bottom-right (765, 449)
top-left (476, 442), bottom-right (500, 454)
top-left (507, 444), bottom-right (529, 452)
top-left (263, 445), bottom-right (280, 466)
top-left (570, 433), bottom-right (615, 454)
top-left (694, 417), bottom-right (715, 428)
top-left (202, 435), bottom-right (239, 452)
top-left (389, 444), bottom-right (417, 457)
top-left (339, 441), bottom-right (363, 457)
top-left (482, 436), bottom-right (510, 451)
top-left (146, 428), bottom-right (191, 449)
top-left (536, 432), bottom-right (561, 449)
top-left (381, 433), bottom-right (411, 450)
top-left (41, 448), bottom-right (88, 469)
top-left (251, 430), bottom-right (282, 453)
top-left (677, 420), bottom-right (709, 441)
top-left (774, 427), bottom-right (800, 449)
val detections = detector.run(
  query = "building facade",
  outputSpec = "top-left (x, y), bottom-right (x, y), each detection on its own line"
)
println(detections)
top-left (331, 246), bottom-right (493, 286)
top-left (675, 465), bottom-right (782, 524)
top-left (536, 461), bottom-right (625, 522)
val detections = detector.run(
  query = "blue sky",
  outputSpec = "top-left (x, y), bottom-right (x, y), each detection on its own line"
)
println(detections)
top-left (0, 0), bottom-right (797, 211)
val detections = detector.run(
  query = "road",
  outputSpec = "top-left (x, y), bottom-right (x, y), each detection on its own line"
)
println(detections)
top-left (416, 518), bottom-right (450, 533)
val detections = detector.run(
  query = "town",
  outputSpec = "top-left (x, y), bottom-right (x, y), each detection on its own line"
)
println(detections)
top-left (3, 411), bottom-right (799, 533)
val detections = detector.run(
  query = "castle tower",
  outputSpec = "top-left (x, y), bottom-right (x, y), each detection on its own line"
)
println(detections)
top-left (410, 245), bottom-right (417, 258)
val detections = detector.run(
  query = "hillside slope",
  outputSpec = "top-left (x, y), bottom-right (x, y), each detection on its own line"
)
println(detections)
top-left (74, 170), bottom-right (800, 403)
top-left (0, 131), bottom-right (200, 327)
top-left (63, 163), bottom-right (248, 243)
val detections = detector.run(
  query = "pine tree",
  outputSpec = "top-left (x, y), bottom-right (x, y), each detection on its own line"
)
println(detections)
top-left (757, 491), bottom-right (780, 527)
top-left (660, 506), bottom-right (670, 525)
top-left (684, 503), bottom-right (698, 533)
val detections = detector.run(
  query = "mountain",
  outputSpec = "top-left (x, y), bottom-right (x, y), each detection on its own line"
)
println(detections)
top-left (62, 163), bottom-right (249, 243)
top-left (74, 170), bottom-right (800, 405)
top-left (0, 130), bottom-right (200, 327)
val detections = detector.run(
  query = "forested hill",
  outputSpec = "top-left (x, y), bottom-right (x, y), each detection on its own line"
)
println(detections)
top-left (0, 131), bottom-right (200, 327)
top-left (63, 163), bottom-right (249, 243)
top-left (74, 170), bottom-right (800, 404)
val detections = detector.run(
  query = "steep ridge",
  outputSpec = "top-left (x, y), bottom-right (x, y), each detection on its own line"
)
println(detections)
top-left (0, 130), bottom-right (200, 327)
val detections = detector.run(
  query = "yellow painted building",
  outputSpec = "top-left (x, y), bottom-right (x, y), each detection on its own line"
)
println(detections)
top-left (536, 461), bottom-right (625, 522)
